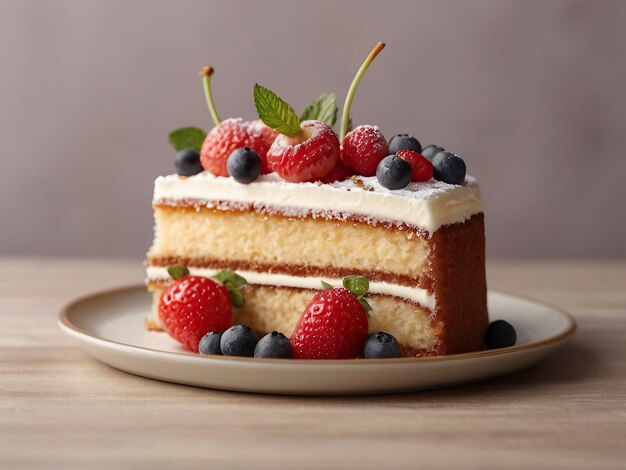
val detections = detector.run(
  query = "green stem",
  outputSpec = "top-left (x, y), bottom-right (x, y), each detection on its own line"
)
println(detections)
top-left (340, 42), bottom-right (385, 141)
top-left (199, 66), bottom-right (221, 126)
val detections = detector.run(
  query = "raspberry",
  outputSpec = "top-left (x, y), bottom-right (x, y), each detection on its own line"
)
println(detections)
top-left (396, 150), bottom-right (434, 182)
top-left (158, 276), bottom-right (232, 352)
top-left (290, 287), bottom-right (368, 359)
top-left (340, 125), bottom-right (389, 176)
top-left (200, 118), bottom-right (275, 177)
top-left (267, 120), bottom-right (340, 183)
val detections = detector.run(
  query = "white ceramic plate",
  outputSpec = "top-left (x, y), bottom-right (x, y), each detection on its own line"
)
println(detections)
top-left (59, 286), bottom-right (576, 395)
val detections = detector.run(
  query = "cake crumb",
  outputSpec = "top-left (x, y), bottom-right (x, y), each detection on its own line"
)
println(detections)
top-left (351, 176), bottom-right (374, 191)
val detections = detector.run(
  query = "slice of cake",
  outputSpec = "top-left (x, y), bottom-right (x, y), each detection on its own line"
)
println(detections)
top-left (146, 42), bottom-right (488, 358)
top-left (146, 172), bottom-right (486, 357)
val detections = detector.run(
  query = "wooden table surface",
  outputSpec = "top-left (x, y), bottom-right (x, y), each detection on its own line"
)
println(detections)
top-left (1, 258), bottom-right (625, 469)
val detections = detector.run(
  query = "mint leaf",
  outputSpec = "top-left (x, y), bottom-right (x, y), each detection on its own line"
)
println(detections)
top-left (300, 93), bottom-right (338, 126)
top-left (343, 275), bottom-right (369, 298)
top-left (253, 84), bottom-right (302, 137)
top-left (167, 265), bottom-right (190, 281)
top-left (168, 127), bottom-right (206, 152)
top-left (320, 280), bottom-right (333, 290)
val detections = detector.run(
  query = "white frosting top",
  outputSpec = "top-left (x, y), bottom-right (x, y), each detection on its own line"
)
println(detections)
top-left (153, 172), bottom-right (483, 233)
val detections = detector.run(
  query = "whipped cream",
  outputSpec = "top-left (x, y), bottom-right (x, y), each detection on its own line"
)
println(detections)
top-left (153, 172), bottom-right (483, 233)
top-left (146, 267), bottom-right (435, 310)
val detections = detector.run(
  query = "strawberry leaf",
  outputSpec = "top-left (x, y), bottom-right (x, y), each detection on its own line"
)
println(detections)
top-left (253, 84), bottom-right (302, 137)
top-left (343, 275), bottom-right (369, 298)
top-left (212, 269), bottom-right (248, 307)
top-left (320, 280), bottom-right (333, 290)
top-left (300, 93), bottom-right (338, 126)
top-left (358, 297), bottom-right (373, 314)
top-left (168, 127), bottom-right (206, 152)
top-left (167, 265), bottom-right (190, 281)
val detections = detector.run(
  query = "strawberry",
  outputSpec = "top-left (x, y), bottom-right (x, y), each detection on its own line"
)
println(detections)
top-left (158, 275), bottom-right (232, 352)
top-left (320, 161), bottom-right (353, 183)
top-left (200, 118), bottom-right (270, 177)
top-left (158, 267), bottom-right (247, 352)
top-left (266, 120), bottom-right (340, 183)
top-left (340, 125), bottom-right (389, 176)
top-left (396, 150), bottom-right (434, 182)
top-left (291, 276), bottom-right (371, 359)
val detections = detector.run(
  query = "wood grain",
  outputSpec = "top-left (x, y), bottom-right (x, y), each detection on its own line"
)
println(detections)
top-left (1, 258), bottom-right (625, 469)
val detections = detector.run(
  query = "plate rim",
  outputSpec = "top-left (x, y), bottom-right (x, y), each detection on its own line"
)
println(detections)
top-left (58, 284), bottom-right (577, 366)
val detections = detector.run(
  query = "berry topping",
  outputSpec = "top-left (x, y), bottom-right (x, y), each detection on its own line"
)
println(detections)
top-left (220, 325), bottom-right (259, 357)
top-left (320, 162), bottom-right (353, 183)
top-left (395, 150), bottom-right (433, 182)
top-left (291, 276), bottom-right (370, 360)
top-left (266, 120), bottom-right (340, 183)
top-left (200, 118), bottom-right (266, 177)
top-left (174, 148), bottom-right (203, 177)
top-left (432, 151), bottom-right (466, 185)
top-left (254, 331), bottom-right (293, 359)
top-left (340, 125), bottom-right (389, 176)
top-left (227, 147), bottom-right (262, 184)
top-left (422, 144), bottom-right (445, 161)
top-left (388, 133), bottom-right (422, 154)
top-left (376, 155), bottom-right (412, 190)
top-left (198, 332), bottom-right (223, 355)
top-left (485, 320), bottom-right (517, 349)
top-left (363, 332), bottom-right (401, 359)
top-left (158, 271), bottom-right (233, 352)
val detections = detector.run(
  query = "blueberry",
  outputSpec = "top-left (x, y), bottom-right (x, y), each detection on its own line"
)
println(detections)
top-left (485, 320), bottom-right (517, 349)
top-left (175, 148), bottom-right (203, 176)
top-left (363, 332), bottom-right (401, 359)
top-left (198, 332), bottom-right (222, 355)
top-left (422, 145), bottom-right (445, 161)
top-left (220, 325), bottom-right (259, 356)
top-left (227, 147), bottom-right (262, 184)
top-left (388, 133), bottom-right (422, 154)
top-left (432, 151), bottom-right (466, 185)
top-left (376, 155), bottom-right (412, 190)
top-left (254, 331), bottom-right (292, 358)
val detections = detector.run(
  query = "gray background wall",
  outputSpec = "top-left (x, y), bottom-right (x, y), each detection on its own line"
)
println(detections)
top-left (1, 0), bottom-right (625, 258)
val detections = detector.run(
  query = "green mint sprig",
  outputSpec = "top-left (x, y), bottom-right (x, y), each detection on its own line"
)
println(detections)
top-left (212, 269), bottom-right (248, 307)
top-left (320, 275), bottom-right (373, 313)
top-left (300, 93), bottom-right (338, 126)
top-left (168, 127), bottom-right (206, 152)
top-left (253, 84), bottom-right (302, 137)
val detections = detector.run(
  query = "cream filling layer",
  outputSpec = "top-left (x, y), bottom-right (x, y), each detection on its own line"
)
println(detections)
top-left (153, 172), bottom-right (483, 233)
top-left (146, 266), bottom-right (436, 311)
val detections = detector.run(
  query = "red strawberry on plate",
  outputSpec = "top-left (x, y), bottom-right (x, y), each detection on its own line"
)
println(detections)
top-left (291, 276), bottom-right (371, 359)
top-left (158, 266), bottom-right (247, 352)
top-left (340, 125), bottom-right (389, 176)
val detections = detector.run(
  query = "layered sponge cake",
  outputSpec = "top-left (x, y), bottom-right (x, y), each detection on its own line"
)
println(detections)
top-left (146, 172), bottom-right (487, 357)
